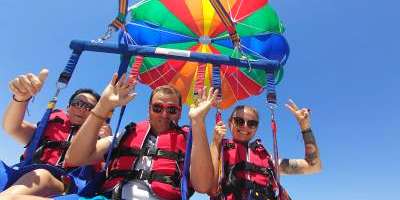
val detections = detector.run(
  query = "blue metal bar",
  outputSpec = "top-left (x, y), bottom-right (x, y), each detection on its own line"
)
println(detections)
top-left (69, 40), bottom-right (281, 71)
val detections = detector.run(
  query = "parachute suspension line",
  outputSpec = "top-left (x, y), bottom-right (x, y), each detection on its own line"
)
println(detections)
top-left (104, 34), bottom-right (134, 170)
top-left (129, 55), bottom-right (143, 83)
top-left (93, 0), bottom-right (129, 43)
top-left (266, 71), bottom-right (281, 184)
top-left (212, 64), bottom-right (223, 122)
top-left (193, 63), bottom-right (206, 104)
top-left (212, 64), bottom-right (224, 188)
top-left (209, 0), bottom-right (241, 48)
top-left (23, 49), bottom-right (83, 167)
top-left (195, 63), bottom-right (206, 93)
top-left (181, 128), bottom-right (193, 200)
top-left (209, 0), bottom-right (254, 72)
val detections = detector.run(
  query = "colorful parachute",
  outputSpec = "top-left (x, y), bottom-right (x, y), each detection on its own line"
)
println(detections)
top-left (126, 0), bottom-right (289, 108)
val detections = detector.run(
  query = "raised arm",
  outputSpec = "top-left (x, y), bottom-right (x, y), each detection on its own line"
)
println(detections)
top-left (279, 99), bottom-right (322, 175)
top-left (2, 69), bottom-right (48, 145)
top-left (64, 73), bottom-right (136, 166)
top-left (188, 87), bottom-right (218, 193)
top-left (209, 121), bottom-right (227, 196)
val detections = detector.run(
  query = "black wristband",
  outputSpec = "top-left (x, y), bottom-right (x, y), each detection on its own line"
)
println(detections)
top-left (12, 95), bottom-right (31, 103)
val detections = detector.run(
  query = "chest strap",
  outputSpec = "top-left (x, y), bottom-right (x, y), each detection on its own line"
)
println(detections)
top-left (111, 147), bottom-right (184, 162)
top-left (227, 161), bottom-right (274, 177)
top-left (31, 140), bottom-right (71, 163)
top-left (222, 178), bottom-right (277, 200)
top-left (108, 169), bottom-right (181, 188)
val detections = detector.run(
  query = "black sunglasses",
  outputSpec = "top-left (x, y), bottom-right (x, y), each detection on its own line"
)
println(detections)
top-left (70, 99), bottom-right (95, 111)
top-left (151, 103), bottom-right (181, 115)
top-left (233, 117), bottom-right (259, 129)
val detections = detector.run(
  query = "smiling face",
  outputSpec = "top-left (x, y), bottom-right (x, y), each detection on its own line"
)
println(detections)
top-left (229, 106), bottom-right (259, 142)
top-left (149, 92), bottom-right (181, 134)
top-left (66, 93), bottom-right (98, 125)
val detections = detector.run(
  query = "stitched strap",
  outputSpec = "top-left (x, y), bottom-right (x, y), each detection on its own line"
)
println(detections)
top-left (108, 169), bottom-right (181, 188)
top-left (110, 146), bottom-right (184, 162)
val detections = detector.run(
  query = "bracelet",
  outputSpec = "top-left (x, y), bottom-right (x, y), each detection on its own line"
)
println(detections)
top-left (90, 110), bottom-right (108, 121)
top-left (301, 128), bottom-right (312, 134)
top-left (12, 95), bottom-right (32, 103)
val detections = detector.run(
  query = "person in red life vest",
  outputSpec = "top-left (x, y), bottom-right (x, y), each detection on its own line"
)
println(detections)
top-left (64, 73), bottom-right (218, 200)
top-left (0, 68), bottom-right (110, 199)
top-left (208, 101), bottom-right (322, 200)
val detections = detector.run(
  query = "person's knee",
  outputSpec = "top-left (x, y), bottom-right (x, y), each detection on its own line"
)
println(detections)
top-left (0, 193), bottom-right (18, 200)
top-left (32, 169), bottom-right (64, 193)
top-left (21, 169), bottom-right (64, 195)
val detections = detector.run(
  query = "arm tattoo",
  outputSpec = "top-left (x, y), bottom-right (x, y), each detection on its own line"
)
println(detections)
top-left (280, 158), bottom-right (304, 174)
top-left (302, 128), bottom-right (316, 145)
top-left (302, 129), bottom-right (319, 166)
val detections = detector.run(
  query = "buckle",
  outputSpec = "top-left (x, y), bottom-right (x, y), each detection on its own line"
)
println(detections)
top-left (137, 169), bottom-right (146, 180)
top-left (169, 172), bottom-right (180, 187)
top-left (146, 147), bottom-right (158, 157)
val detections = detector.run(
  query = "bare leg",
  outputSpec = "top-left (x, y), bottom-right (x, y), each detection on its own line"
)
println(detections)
top-left (0, 194), bottom-right (51, 200)
top-left (0, 168), bottom-right (64, 197)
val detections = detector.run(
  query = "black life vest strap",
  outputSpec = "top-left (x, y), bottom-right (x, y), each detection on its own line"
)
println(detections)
top-left (222, 178), bottom-right (277, 200)
top-left (31, 140), bottom-right (71, 164)
top-left (227, 161), bottom-right (274, 177)
top-left (111, 147), bottom-right (184, 162)
top-left (108, 169), bottom-right (181, 188)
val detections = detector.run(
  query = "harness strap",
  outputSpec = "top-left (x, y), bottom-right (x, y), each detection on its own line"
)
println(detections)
top-left (222, 178), bottom-right (277, 200)
top-left (108, 169), bottom-right (181, 188)
top-left (227, 161), bottom-right (274, 177)
top-left (110, 146), bottom-right (184, 162)
top-left (30, 140), bottom-right (71, 165)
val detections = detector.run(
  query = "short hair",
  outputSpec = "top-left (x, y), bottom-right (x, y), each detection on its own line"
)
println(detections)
top-left (68, 88), bottom-right (100, 106)
top-left (229, 105), bottom-right (259, 122)
top-left (149, 85), bottom-right (182, 107)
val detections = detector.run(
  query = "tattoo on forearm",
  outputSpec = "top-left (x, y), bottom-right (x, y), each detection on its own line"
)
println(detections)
top-left (302, 129), bottom-right (316, 145)
top-left (302, 130), bottom-right (319, 166)
top-left (281, 159), bottom-right (303, 174)
top-left (305, 144), bottom-right (319, 166)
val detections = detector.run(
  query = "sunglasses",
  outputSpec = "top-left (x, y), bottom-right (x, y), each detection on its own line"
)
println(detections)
top-left (151, 103), bottom-right (181, 115)
top-left (70, 99), bottom-right (95, 111)
top-left (233, 117), bottom-right (259, 129)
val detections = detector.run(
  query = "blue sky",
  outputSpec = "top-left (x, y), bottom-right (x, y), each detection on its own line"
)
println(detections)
top-left (1, 0), bottom-right (399, 199)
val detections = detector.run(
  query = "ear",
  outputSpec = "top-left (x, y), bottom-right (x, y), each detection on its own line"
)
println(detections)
top-left (229, 120), bottom-right (234, 130)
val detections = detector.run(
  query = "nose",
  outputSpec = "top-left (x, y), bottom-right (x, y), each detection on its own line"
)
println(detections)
top-left (161, 110), bottom-right (169, 118)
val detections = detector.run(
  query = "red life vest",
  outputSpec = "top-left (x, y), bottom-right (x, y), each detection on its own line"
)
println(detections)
top-left (21, 109), bottom-right (77, 169)
top-left (102, 120), bottom-right (192, 200)
top-left (215, 139), bottom-right (290, 200)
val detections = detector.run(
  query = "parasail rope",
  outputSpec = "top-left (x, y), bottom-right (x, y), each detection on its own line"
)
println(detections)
top-left (209, 0), bottom-right (241, 48)
top-left (128, 22), bottom-right (197, 41)
top-left (194, 63), bottom-right (206, 96)
top-left (92, 0), bottom-right (128, 43)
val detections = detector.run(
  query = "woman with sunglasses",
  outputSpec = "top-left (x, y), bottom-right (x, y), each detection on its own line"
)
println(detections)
top-left (1, 69), bottom-right (109, 199)
top-left (209, 100), bottom-right (321, 200)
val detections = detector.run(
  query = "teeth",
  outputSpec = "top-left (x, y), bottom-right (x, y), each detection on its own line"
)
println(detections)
top-left (239, 131), bottom-right (249, 135)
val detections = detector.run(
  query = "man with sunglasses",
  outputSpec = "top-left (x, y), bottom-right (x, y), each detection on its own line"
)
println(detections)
top-left (1, 69), bottom-right (109, 199)
top-left (65, 73), bottom-right (218, 200)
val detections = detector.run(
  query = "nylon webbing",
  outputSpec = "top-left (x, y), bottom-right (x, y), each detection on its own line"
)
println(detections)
top-left (194, 63), bottom-right (206, 94)
top-left (266, 71), bottom-right (277, 106)
top-left (110, 0), bottom-right (128, 30)
top-left (129, 55), bottom-right (143, 83)
top-left (104, 31), bottom-right (135, 171)
top-left (180, 128), bottom-right (193, 200)
top-left (209, 0), bottom-right (240, 47)
top-left (22, 108), bottom-right (52, 167)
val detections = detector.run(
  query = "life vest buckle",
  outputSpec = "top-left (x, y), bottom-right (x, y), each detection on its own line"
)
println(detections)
top-left (145, 147), bottom-right (158, 157)
top-left (137, 169), bottom-right (148, 180)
